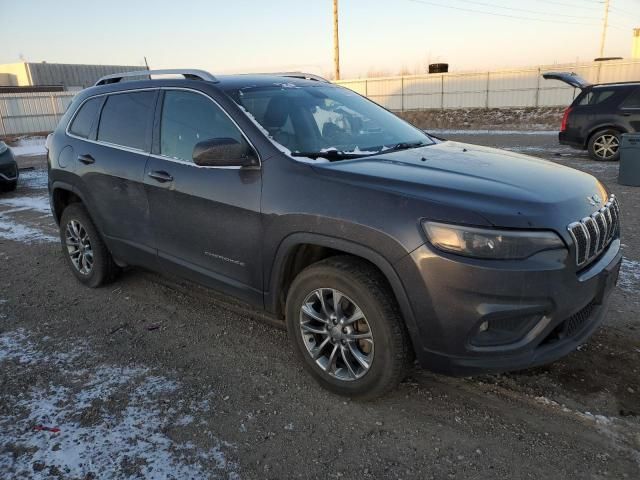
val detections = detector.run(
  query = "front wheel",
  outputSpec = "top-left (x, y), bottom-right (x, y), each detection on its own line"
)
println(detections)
top-left (285, 256), bottom-right (412, 400)
top-left (588, 129), bottom-right (621, 161)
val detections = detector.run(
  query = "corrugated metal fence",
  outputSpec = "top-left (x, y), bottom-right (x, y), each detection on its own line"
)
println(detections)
top-left (2, 59), bottom-right (640, 136)
top-left (336, 59), bottom-right (640, 111)
top-left (0, 91), bottom-right (76, 136)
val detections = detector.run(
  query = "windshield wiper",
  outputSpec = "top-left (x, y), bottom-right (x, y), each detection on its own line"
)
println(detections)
top-left (386, 141), bottom-right (428, 152)
top-left (291, 150), bottom-right (370, 161)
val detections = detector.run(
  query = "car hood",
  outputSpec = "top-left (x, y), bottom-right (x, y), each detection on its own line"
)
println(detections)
top-left (311, 141), bottom-right (608, 231)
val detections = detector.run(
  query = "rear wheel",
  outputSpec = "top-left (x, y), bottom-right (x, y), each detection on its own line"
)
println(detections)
top-left (59, 203), bottom-right (118, 287)
top-left (588, 129), bottom-right (621, 161)
top-left (285, 256), bottom-right (412, 399)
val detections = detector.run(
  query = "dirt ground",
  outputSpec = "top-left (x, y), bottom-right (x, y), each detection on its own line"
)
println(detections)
top-left (1, 133), bottom-right (639, 479)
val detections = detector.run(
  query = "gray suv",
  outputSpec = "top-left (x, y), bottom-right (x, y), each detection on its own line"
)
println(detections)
top-left (47, 69), bottom-right (622, 398)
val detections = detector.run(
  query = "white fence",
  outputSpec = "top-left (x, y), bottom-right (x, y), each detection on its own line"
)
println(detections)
top-left (2, 59), bottom-right (640, 136)
top-left (0, 91), bottom-right (76, 136)
top-left (336, 59), bottom-right (640, 111)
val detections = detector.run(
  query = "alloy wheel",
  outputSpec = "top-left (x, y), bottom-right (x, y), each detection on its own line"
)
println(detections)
top-left (65, 220), bottom-right (93, 275)
top-left (592, 134), bottom-right (619, 160)
top-left (299, 288), bottom-right (374, 381)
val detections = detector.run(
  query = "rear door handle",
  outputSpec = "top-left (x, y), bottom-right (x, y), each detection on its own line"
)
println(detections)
top-left (148, 170), bottom-right (174, 183)
top-left (621, 112), bottom-right (632, 117)
top-left (78, 154), bottom-right (95, 164)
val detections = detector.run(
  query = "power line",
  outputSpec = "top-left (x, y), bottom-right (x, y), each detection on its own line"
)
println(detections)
top-left (407, 0), bottom-right (602, 26)
top-left (609, 6), bottom-right (640, 19)
top-left (444, 0), bottom-right (601, 20)
top-left (535, 0), bottom-right (603, 9)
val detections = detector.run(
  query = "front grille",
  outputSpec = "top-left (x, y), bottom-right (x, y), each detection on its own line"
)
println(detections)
top-left (567, 195), bottom-right (620, 268)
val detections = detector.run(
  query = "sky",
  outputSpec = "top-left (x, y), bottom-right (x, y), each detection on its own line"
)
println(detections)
top-left (1, 0), bottom-right (639, 79)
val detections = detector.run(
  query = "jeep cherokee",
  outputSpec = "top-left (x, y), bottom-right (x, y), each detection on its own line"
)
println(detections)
top-left (47, 69), bottom-right (622, 398)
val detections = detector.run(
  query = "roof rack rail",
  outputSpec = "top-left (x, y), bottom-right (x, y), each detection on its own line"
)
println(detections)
top-left (261, 72), bottom-right (331, 83)
top-left (95, 69), bottom-right (218, 86)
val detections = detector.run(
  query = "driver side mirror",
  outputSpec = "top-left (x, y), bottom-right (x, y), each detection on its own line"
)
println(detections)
top-left (192, 137), bottom-right (259, 167)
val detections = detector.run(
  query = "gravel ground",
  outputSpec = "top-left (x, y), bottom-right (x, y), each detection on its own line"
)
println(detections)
top-left (1, 134), bottom-right (639, 479)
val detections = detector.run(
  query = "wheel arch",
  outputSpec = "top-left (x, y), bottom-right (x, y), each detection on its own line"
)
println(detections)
top-left (586, 124), bottom-right (628, 145)
top-left (50, 181), bottom-right (86, 225)
top-left (267, 233), bottom-right (420, 349)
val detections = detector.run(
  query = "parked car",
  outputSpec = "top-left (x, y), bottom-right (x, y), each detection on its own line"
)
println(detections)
top-left (543, 71), bottom-right (640, 161)
top-left (0, 141), bottom-right (18, 191)
top-left (47, 69), bottom-right (622, 398)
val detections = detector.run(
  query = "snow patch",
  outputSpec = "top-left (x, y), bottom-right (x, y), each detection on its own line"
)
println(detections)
top-left (619, 258), bottom-right (640, 294)
top-left (0, 218), bottom-right (57, 243)
top-left (0, 193), bottom-right (56, 243)
top-left (19, 169), bottom-right (49, 189)
top-left (10, 137), bottom-right (47, 157)
top-left (533, 395), bottom-right (640, 466)
top-left (0, 329), bottom-right (238, 479)
top-left (0, 195), bottom-right (52, 214)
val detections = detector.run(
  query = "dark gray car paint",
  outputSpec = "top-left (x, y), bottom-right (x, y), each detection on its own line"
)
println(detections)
top-left (0, 145), bottom-right (18, 185)
top-left (48, 75), bottom-right (621, 375)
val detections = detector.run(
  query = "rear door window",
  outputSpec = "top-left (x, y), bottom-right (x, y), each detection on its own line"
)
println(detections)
top-left (622, 88), bottom-right (640, 108)
top-left (97, 91), bottom-right (156, 151)
top-left (69, 97), bottom-right (102, 139)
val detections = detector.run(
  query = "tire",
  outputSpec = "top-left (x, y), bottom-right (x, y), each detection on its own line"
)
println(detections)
top-left (59, 203), bottom-right (118, 288)
top-left (285, 256), bottom-right (412, 400)
top-left (588, 129), bottom-right (621, 161)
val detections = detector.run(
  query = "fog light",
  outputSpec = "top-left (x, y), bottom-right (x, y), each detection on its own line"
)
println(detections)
top-left (471, 314), bottom-right (545, 348)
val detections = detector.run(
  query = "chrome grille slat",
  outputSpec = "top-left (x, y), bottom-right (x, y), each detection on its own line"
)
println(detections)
top-left (603, 207), bottom-right (613, 243)
top-left (593, 212), bottom-right (607, 252)
top-left (583, 217), bottom-right (599, 258)
top-left (567, 195), bottom-right (620, 268)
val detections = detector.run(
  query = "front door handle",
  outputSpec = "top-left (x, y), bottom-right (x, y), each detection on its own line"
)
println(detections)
top-left (148, 170), bottom-right (174, 183)
top-left (621, 112), bottom-right (632, 117)
top-left (78, 154), bottom-right (95, 165)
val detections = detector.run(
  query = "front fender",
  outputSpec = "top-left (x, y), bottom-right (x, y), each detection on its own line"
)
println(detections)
top-left (266, 232), bottom-right (424, 356)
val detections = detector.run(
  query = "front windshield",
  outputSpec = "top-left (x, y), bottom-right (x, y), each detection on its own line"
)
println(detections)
top-left (224, 83), bottom-right (434, 158)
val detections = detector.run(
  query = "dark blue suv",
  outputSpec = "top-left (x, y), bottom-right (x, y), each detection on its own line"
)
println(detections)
top-left (544, 71), bottom-right (640, 161)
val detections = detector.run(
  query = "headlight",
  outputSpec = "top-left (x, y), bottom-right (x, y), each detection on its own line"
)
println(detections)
top-left (422, 221), bottom-right (565, 259)
top-left (0, 142), bottom-right (7, 155)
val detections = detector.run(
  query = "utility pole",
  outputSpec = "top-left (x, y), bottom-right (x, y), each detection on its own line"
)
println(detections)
top-left (333, 0), bottom-right (340, 80)
top-left (599, 0), bottom-right (610, 58)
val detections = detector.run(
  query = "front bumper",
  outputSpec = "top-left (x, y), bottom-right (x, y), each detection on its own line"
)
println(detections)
top-left (396, 239), bottom-right (622, 375)
top-left (0, 160), bottom-right (18, 183)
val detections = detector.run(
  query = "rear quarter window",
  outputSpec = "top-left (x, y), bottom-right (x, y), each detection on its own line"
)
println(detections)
top-left (622, 88), bottom-right (640, 108)
top-left (97, 91), bottom-right (156, 150)
top-left (69, 97), bottom-right (102, 139)
top-left (577, 88), bottom-right (618, 106)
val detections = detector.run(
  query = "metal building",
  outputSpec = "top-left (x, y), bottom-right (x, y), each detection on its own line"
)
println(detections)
top-left (0, 62), bottom-right (148, 90)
